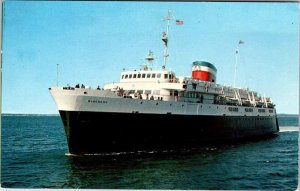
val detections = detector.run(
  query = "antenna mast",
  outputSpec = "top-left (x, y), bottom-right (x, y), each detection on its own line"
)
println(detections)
top-left (56, 64), bottom-right (59, 86)
top-left (162, 10), bottom-right (174, 69)
top-left (234, 40), bottom-right (244, 87)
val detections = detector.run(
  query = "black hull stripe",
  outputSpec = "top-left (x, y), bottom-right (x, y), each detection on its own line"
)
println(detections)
top-left (59, 110), bottom-right (279, 154)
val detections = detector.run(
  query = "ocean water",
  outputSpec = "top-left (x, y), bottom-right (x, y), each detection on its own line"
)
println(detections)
top-left (1, 114), bottom-right (298, 190)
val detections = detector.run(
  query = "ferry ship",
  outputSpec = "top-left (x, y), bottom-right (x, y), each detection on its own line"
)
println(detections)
top-left (49, 11), bottom-right (279, 154)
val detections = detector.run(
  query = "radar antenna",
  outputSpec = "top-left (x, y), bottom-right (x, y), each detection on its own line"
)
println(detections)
top-left (142, 50), bottom-right (157, 70)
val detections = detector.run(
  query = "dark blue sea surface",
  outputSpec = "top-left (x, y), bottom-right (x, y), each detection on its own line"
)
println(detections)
top-left (1, 114), bottom-right (298, 190)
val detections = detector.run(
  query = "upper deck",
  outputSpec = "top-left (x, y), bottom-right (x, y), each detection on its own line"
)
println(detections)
top-left (120, 69), bottom-right (176, 83)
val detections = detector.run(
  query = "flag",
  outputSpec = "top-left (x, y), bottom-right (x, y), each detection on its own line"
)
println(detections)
top-left (238, 40), bottom-right (244, 44)
top-left (176, 20), bottom-right (184, 25)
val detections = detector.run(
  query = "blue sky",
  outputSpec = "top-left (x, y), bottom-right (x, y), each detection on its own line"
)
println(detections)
top-left (3, 1), bottom-right (299, 114)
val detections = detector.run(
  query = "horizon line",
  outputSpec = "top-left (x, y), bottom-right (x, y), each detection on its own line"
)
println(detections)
top-left (1, 113), bottom-right (299, 116)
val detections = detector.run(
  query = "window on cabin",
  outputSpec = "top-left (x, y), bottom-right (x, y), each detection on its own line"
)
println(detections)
top-left (138, 74), bottom-right (141, 78)
top-left (169, 74), bottom-right (172, 79)
top-left (245, 108), bottom-right (253, 112)
top-left (128, 90), bottom-right (135, 94)
top-left (157, 73), bottom-right (161, 78)
top-left (229, 107), bottom-right (238, 112)
top-left (142, 74), bottom-right (146, 78)
top-left (147, 74), bottom-right (151, 78)
top-left (152, 73), bottom-right (156, 78)
top-left (133, 74), bottom-right (137, 78)
top-left (125, 75), bottom-right (128, 79)
top-left (137, 90), bottom-right (143, 94)
top-left (129, 74), bottom-right (132, 78)
top-left (122, 75), bottom-right (124, 79)
top-left (164, 74), bottom-right (168, 79)
top-left (145, 90), bottom-right (151, 94)
top-left (153, 90), bottom-right (160, 95)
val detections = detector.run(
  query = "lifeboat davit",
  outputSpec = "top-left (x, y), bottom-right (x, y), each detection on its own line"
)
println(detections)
top-left (192, 61), bottom-right (217, 83)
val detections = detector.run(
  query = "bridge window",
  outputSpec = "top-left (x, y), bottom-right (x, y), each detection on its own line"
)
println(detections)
top-left (137, 74), bottom-right (141, 78)
top-left (142, 74), bottom-right (146, 78)
top-left (129, 74), bottom-right (132, 78)
top-left (122, 75), bottom-right (124, 79)
top-left (157, 73), bottom-right (161, 78)
top-left (164, 74), bottom-right (168, 79)
top-left (133, 74), bottom-right (137, 78)
top-left (152, 73), bottom-right (156, 78)
top-left (125, 75), bottom-right (128, 79)
top-left (147, 74), bottom-right (151, 78)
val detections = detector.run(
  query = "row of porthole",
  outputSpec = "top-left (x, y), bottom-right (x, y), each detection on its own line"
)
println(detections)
top-left (241, 117), bottom-right (272, 121)
top-left (135, 103), bottom-right (248, 112)
top-left (136, 102), bottom-right (273, 113)
top-left (122, 101), bottom-right (274, 115)
top-left (139, 101), bottom-right (184, 107)
top-left (223, 117), bottom-right (273, 120)
top-left (138, 103), bottom-right (215, 109)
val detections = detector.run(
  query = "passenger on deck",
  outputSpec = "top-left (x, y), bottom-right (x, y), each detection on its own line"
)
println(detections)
top-left (174, 91), bottom-right (179, 102)
top-left (97, 86), bottom-right (101, 90)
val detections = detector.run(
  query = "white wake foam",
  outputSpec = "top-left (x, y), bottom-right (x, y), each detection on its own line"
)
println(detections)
top-left (279, 126), bottom-right (299, 132)
top-left (65, 153), bottom-right (78, 156)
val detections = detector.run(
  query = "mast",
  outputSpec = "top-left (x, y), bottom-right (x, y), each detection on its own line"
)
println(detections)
top-left (234, 40), bottom-right (244, 87)
top-left (56, 64), bottom-right (59, 86)
top-left (162, 10), bottom-right (174, 69)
